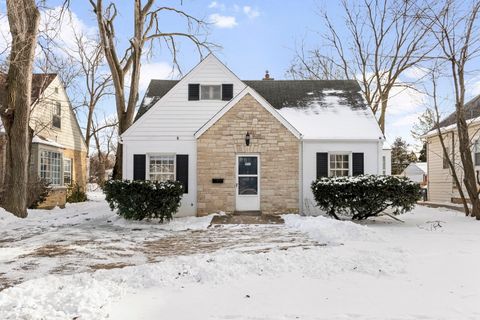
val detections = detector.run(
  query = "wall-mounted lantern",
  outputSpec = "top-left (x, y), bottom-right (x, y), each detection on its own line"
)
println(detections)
top-left (245, 132), bottom-right (251, 146)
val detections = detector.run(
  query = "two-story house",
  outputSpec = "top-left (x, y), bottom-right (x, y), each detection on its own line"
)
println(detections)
top-left (122, 54), bottom-right (390, 217)
top-left (0, 73), bottom-right (88, 208)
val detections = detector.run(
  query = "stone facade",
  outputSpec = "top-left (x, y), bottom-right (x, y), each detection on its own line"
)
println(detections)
top-left (197, 93), bottom-right (300, 216)
top-left (37, 187), bottom-right (67, 209)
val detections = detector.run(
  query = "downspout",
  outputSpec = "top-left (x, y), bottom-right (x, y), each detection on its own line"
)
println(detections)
top-left (299, 135), bottom-right (304, 215)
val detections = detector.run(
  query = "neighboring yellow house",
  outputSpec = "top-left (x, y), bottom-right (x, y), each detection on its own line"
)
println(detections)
top-left (424, 95), bottom-right (480, 204)
top-left (0, 73), bottom-right (88, 209)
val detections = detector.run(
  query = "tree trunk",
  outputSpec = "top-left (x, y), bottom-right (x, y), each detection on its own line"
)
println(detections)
top-left (0, 0), bottom-right (40, 217)
top-left (456, 111), bottom-right (480, 219)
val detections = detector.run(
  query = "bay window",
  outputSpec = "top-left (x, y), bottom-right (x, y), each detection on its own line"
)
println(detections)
top-left (40, 150), bottom-right (62, 185)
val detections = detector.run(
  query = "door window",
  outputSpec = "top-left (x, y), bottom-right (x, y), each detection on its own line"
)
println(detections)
top-left (238, 156), bottom-right (258, 195)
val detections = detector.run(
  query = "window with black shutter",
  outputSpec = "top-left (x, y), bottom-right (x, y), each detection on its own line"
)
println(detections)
top-left (316, 153), bottom-right (328, 178)
top-left (352, 153), bottom-right (364, 176)
top-left (176, 154), bottom-right (189, 193)
top-left (133, 154), bottom-right (146, 180)
top-left (222, 84), bottom-right (233, 101)
top-left (188, 84), bottom-right (200, 101)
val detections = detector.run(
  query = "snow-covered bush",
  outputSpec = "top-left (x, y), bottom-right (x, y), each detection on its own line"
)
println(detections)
top-left (311, 175), bottom-right (420, 220)
top-left (103, 180), bottom-right (183, 222)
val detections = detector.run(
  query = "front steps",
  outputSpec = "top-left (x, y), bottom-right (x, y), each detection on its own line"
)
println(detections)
top-left (210, 212), bottom-right (284, 225)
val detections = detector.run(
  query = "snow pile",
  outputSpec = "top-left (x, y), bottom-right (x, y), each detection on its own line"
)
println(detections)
top-left (0, 244), bottom-right (404, 320)
top-left (277, 89), bottom-right (383, 140)
top-left (283, 214), bottom-right (380, 244)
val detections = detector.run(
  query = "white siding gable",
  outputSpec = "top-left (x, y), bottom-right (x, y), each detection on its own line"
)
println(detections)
top-left (122, 54), bottom-right (246, 141)
top-left (30, 76), bottom-right (87, 153)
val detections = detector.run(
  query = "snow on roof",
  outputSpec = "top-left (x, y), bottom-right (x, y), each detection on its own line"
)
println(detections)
top-left (277, 89), bottom-right (384, 140)
top-left (415, 162), bottom-right (427, 174)
top-left (32, 135), bottom-right (65, 149)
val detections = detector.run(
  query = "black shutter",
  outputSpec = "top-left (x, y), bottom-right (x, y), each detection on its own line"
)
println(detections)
top-left (316, 153), bottom-right (328, 178)
top-left (133, 154), bottom-right (146, 180)
top-left (176, 154), bottom-right (189, 193)
top-left (352, 153), bottom-right (364, 176)
top-left (222, 84), bottom-right (233, 101)
top-left (188, 84), bottom-right (200, 101)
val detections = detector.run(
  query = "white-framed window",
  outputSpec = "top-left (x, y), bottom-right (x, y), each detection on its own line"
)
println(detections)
top-left (382, 156), bottom-right (387, 175)
top-left (329, 154), bottom-right (350, 177)
top-left (40, 150), bottom-right (62, 185)
top-left (474, 139), bottom-right (480, 166)
top-left (149, 155), bottom-right (175, 182)
top-left (52, 102), bottom-right (61, 129)
top-left (200, 85), bottom-right (221, 100)
top-left (64, 158), bottom-right (72, 185)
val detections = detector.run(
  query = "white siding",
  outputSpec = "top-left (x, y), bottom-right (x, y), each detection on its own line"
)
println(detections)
top-left (123, 140), bottom-right (197, 217)
top-left (427, 134), bottom-right (453, 202)
top-left (122, 55), bottom-right (246, 141)
top-left (30, 77), bottom-right (87, 153)
top-left (301, 140), bottom-right (382, 215)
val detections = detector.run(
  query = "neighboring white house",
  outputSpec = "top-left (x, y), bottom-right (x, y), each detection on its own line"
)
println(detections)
top-left (401, 162), bottom-right (427, 185)
top-left (121, 54), bottom-right (390, 216)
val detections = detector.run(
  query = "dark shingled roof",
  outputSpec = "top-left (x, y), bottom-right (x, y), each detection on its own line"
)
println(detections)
top-left (135, 79), bottom-right (367, 121)
top-left (437, 94), bottom-right (480, 128)
top-left (0, 73), bottom-right (57, 107)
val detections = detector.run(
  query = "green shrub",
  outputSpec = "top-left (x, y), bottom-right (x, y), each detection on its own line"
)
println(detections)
top-left (103, 180), bottom-right (183, 222)
top-left (67, 182), bottom-right (87, 203)
top-left (28, 177), bottom-right (50, 209)
top-left (311, 175), bottom-right (421, 220)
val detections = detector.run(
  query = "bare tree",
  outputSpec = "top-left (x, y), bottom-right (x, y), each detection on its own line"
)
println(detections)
top-left (426, 0), bottom-right (480, 219)
top-left (288, 0), bottom-right (433, 133)
top-left (90, 114), bottom-right (117, 185)
top-left (428, 66), bottom-right (470, 215)
top-left (0, 0), bottom-right (40, 217)
top-left (88, 0), bottom-right (214, 179)
top-left (68, 30), bottom-right (112, 155)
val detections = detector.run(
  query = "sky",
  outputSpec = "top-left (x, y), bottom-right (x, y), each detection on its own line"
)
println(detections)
top-left (2, 0), bottom-right (480, 151)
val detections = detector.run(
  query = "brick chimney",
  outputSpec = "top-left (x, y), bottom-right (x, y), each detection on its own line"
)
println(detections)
top-left (262, 70), bottom-right (274, 80)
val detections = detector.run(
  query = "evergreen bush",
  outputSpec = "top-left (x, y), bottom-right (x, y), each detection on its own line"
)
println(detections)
top-left (103, 180), bottom-right (183, 222)
top-left (27, 177), bottom-right (50, 209)
top-left (67, 182), bottom-right (88, 203)
top-left (311, 175), bottom-right (421, 220)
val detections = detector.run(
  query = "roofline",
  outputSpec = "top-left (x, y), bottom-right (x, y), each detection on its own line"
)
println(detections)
top-left (194, 86), bottom-right (302, 139)
top-left (422, 117), bottom-right (480, 138)
top-left (123, 53), bottom-right (245, 138)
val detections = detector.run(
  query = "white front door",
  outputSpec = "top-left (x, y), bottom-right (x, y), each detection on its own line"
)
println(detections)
top-left (236, 155), bottom-right (260, 211)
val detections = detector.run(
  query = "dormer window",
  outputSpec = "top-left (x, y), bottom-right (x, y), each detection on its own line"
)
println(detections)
top-left (201, 85), bottom-right (221, 100)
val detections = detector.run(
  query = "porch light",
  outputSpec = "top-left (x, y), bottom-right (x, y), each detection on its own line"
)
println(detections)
top-left (245, 132), bottom-right (251, 146)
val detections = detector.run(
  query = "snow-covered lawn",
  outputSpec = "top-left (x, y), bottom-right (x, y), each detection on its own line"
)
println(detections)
top-left (1, 193), bottom-right (480, 320)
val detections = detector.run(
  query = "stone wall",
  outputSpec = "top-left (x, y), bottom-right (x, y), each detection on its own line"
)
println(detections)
top-left (37, 187), bottom-right (67, 209)
top-left (197, 93), bottom-right (300, 216)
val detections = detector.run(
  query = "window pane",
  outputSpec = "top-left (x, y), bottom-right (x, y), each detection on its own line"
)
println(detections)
top-left (201, 85), bottom-right (221, 100)
top-left (40, 150), bottom-right (62, 185)
top-left (239, 177), bottom-right (258, 195)
top-left (238, 157), bottom-right (257, 175)
top-left (149, 155), bottom-right (175, 181)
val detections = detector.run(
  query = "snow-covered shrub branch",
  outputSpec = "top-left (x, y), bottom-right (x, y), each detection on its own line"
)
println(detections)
top-left (311, 175), bottom-right (420, 220)
top-left (103, 180), bottom-right (183, 222)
